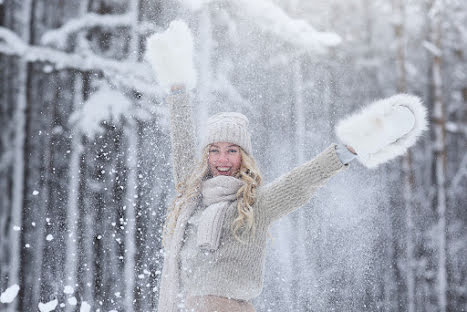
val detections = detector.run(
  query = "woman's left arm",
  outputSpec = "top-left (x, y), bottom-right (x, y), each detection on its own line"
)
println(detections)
top-left (257, 144), bottom-right (348, 222)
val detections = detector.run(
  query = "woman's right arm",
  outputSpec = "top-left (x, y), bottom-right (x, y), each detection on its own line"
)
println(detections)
top-left (167, 86), bottom-right (196, 186)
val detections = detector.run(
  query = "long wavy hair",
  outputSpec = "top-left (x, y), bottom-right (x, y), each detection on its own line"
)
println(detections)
top-left (163, 145), bottom-right (262, 245)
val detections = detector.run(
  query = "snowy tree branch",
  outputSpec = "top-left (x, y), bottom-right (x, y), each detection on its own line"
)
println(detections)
top-left (446, 121), bottom-right (467, 137)
top-left (231, 0), bottom-right (342, 53)
top-left (0, 27), bottom-right (162, 96)
top-left (181, 0), bottom-right (342, 52)
top-left (41, 13), bottom-right (160, 48)
top-left (422, 40), bottom-right (442, 57)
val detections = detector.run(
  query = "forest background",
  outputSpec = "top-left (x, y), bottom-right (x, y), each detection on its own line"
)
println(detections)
top-left (0, 0), bottom-right (466, 311)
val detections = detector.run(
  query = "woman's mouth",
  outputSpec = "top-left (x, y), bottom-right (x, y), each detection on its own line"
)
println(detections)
top-left (216, 167), bottom-right (231, 175)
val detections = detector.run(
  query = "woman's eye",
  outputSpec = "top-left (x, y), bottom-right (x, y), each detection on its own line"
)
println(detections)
top-left (228, 149), bottom-right (238, 153)
top-left (209, 149), bottom-right (219, 153)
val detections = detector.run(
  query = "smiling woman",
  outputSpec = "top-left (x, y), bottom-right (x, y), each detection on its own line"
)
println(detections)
top-left (157, 84), bottom-right (352, 312)
top-left (208, 142), bottom-right (242, 177)
top-left (145, 20), bottom-right (426, 312)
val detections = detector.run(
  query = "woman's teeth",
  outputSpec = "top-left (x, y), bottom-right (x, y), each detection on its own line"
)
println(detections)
top-left (217, 167), bottom-right (231, 172)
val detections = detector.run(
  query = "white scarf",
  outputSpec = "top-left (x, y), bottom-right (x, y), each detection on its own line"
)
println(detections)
top-left (157, 175), bottom-right (244, 312)
top-left (198, 175), bottom-right (244, 250)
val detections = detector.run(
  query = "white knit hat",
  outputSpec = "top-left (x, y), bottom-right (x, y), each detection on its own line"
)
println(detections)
top-left (202, 112), bottom-right (252, 154)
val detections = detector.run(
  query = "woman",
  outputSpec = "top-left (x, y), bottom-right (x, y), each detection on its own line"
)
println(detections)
top-left (146, 21), bottom-right (426, 312)
top-left (157, 85), bottom-right (358, 312)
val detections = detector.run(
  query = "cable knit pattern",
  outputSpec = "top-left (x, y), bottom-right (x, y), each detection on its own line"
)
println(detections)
top-left (159, 91), bottom-right (348, 311)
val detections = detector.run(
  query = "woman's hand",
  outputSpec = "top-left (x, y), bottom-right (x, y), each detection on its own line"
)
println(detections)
top-left (346, 145), bottom-right (357, 155)
top-left (335, 94), bottom-right (428, 168)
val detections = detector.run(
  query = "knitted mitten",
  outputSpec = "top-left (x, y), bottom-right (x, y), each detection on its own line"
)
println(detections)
top-left (335, 94), bottom-right (428, 168)
top-left (145, 20), bottom-right (197, 92)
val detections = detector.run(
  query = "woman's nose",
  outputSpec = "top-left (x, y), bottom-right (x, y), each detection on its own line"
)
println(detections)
top-left (217, 152), bottom-right (229, 163)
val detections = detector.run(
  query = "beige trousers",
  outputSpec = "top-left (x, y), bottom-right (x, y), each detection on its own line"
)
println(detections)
top-left (185, 295), bottom-right (256, 312)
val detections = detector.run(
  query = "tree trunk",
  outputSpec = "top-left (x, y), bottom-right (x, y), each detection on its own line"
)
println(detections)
top-left (197, 6), bottom-right (213, 140)
top-left (429, 1), bottom-right (448, 310)
top-left (123, 1), bottom-right (140, 310)
top-left (393, 0), bottom-right (416, 311)
top-left (7, 1), bottom-right (32, 311)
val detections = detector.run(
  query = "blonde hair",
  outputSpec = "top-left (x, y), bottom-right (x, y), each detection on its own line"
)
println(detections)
top-left (163, 145), bottom-right (262, 245)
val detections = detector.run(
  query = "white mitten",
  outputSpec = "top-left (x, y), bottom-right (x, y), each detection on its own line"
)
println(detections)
top-left (145, 20), bottom-right (197, 92)
top-left (335, 94), bottom-right (428, 168)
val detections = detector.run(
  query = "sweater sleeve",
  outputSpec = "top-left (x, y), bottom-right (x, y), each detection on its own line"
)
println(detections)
top-left (257, 144), bottom-right (347, 222)
top-left (167, 90), bottom-right (196, 186)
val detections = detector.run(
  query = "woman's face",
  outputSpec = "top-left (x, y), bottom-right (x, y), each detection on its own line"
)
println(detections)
top-left (208, 142), bottom-right (242, 177)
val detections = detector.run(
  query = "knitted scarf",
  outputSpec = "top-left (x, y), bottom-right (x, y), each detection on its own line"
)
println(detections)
top-left (157, 175), bottom-right (244, 312)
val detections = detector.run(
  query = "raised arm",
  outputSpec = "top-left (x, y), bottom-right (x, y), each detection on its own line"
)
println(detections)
top-left (257, 144), bottom-right (347, 222)
top-left (167, 86), bottom-right (196, 186)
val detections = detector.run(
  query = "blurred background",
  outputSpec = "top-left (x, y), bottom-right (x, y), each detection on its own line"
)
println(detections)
top-left (0, 0), bottom-right (466, 311)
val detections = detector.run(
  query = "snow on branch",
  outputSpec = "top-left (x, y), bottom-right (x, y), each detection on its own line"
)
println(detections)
top-left (70, 83), bottom-right (132, 138)
top-left (446, 121), bottom-right (467, 137)
top-left (231, 0), bottom-right (342, 53)
top-left (41, 12), bottom-right (160, 48)
top-left (0, 27), bottom-right (161, 96)
top-left (0, 27), bottom-right (27, 54)
top-left (422, 40), bottom-right (442, 57)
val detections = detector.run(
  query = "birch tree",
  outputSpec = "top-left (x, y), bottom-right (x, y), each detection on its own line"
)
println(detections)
top-left (7, 1), bottom-right (32, 310)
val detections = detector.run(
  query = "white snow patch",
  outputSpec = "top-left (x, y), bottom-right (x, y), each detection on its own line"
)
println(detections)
top-left (46, 234), bottom-right (54, 241)
top-left (80, 301), bottom-right (91, 312)
top-left (67, 297), bottom-right (77, 306)
top-left (114, 292), bottom-right (121, 298)
top-left (63, 285), bottom-right (74, 294)
top-left (0, 284), bottom-right (20, 303)
top-left (69, 83), bottom-right (132, 138)
top-left (13, 225), bottom-right (20, 231)
top-left (178, 0), bottom-right (213, 11)
top-left (38, 299), bottom-right (58, 312)
top-left (32, 222), bottom-right (36, 227)
top-left (25, 244), bottom-right (30, 248)
top-left (232, 0), bottom-right (341, 52)
top-left (32, 190), bottom-right (39, 195)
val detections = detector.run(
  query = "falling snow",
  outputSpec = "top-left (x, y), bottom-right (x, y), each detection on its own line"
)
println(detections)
top-left (0, 0), bottom-right (465, 311)
top-left (0, 285), bottom-right (20, 303)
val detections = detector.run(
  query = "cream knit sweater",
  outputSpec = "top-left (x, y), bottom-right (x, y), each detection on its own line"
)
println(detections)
top-left (160, 91), bottom-right (347, 309)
